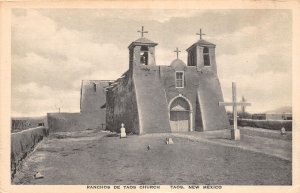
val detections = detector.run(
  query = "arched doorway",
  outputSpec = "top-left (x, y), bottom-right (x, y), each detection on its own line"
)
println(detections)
top-left (169, 95), bottom-right (193, 132)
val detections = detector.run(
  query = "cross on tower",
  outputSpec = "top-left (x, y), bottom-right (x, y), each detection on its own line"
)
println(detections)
top-left (137, 26), bottom-right (148, 38)
top-left (219, 82), bottom-right (251, 140)
top-left (174, 47), bottom-right (181, 59)
top-left (196, 28), bottom-right (206, 40)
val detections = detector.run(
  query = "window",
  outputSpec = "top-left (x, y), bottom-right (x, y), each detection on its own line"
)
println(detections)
top-left (176, 72), bottom-right (184, 88)
top-left (203, 47), bottom-right (210, 66)
top-left (190, 51), bottom-right (195, 66)
top-left (140, 46), bottom-right (149, 65)
top-left (188, 49), bottom-right (196, 66)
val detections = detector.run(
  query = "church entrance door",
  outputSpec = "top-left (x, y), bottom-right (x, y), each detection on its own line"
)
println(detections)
top-left (169, 97), bottom-right (191, 132)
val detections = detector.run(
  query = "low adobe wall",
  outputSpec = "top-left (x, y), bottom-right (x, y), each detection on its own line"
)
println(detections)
top-left (47, 113), bottom-right (81, 132)
top-left (11, 126), bottom-right (48, 179)
top-left (47, 112), bottom-right (105, 132)
top-left (230, 119), bottom-right (292, 131)
top-left (239, 127), bottom-right (292, 140)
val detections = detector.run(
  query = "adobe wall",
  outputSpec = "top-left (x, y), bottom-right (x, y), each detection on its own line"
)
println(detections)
top-left (239, 126), bottom-right (292, 140)
top-left (11, 126), bottom-right (48, 179)
top-left (126, 63), bottom-right (229, 133)
top-left (159, 64), bottom-right (229, 131)
top-left (196, 69), bottom-right (230, 130)
top-left (195, 98), bottom-right (204, 131)
top-left (106, 71), bottom-right (140, 134)
top-left (106, 89), bottom-right (115, 131)
top-left (80, 80), bottom-right (110, 112)
top-left (133, 65), bottom-right (171, 134)
top-left (106, 60), bottom-right (228, 133)
top-left (47, 113), bottom-right (81, 132)
top-left (159, 65), bottom-right (199, 130)
top-left (47, 112), bottom-right (105, 132)
top-left (231, 119), bottom-right (292, 131)
top-left (46, 80), bottom-right (110, 133)
top-left (80, 80), bottom-right (109, 129)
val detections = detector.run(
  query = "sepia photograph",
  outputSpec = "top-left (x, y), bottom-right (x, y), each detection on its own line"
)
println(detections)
top-left (1, 1), bottom-right (299, 192)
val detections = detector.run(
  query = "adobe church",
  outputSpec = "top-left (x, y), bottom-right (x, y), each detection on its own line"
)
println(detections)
top-left (80, 28), bottom-right (229, 134)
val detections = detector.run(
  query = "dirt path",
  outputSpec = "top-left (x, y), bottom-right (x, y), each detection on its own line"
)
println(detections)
top-left (13, 128), bottom-right (291, 185)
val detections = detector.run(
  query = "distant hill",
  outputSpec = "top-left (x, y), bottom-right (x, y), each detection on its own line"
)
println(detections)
top-left (264, 106), bottom-right (292, 114)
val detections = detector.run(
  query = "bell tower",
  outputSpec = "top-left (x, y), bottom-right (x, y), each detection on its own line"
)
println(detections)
top-left (186, 29), bottom-right (217, 74)
top-left (128, 26), bottom-right (158, 69)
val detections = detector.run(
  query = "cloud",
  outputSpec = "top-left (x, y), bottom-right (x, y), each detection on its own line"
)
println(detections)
top-left (12, 82), bottom-right (80, 117)
top-left (39, 9), bottom-right (203, 25)
top-left (12, 10), bottom-right (126, 66)
top-left (12, 10), bottom-right (128, 90)
top-left (11, 9), bottom-right (292, 116)
top-left (12, 9), bottom-right (130, 115)
top-left (255, 53), bottom-right (291, 73)
top-left (220, 72), bottom-right (292, 113)
top-left (217, 43), bottom-right (292, 113)
top-left (12, 52), bottom-right (93, 90)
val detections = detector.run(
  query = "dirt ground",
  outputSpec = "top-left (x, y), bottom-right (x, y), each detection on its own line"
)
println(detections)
top-left (12, 128), bottom-right (292, 185)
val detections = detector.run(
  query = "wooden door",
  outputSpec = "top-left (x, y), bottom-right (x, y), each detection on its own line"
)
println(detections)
top-left (170, 111), bottom-right (189, 132)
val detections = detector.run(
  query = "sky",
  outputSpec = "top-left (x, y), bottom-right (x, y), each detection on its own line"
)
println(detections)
top-left (11, 9), bottom-right (292, 117)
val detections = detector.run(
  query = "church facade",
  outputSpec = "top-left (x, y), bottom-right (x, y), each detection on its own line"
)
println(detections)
top-left (80, 29), bottom-right (229, 134)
